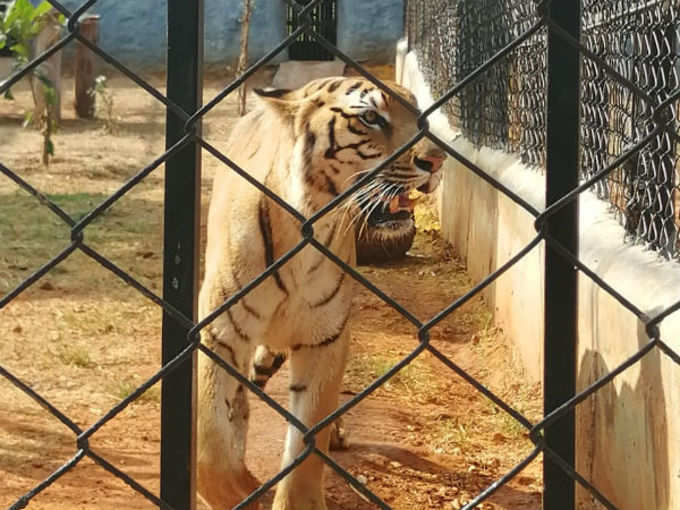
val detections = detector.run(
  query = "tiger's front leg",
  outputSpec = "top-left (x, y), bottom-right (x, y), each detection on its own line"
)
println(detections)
top-left (272, 328), bottom-right (350, 510)
top-left (197, 317), bottom-right (261, 510)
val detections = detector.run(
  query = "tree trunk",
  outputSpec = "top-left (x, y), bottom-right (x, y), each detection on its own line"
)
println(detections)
top-left (237, 0), bottom-right (253, 116)
top-left (31, 11), bottom-right (63, 127)
top-left (74, 15), bottom-right (100, 119)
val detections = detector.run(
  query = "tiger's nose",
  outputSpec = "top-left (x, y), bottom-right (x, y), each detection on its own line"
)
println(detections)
top-left (414, 155), bottom-right (445, 173)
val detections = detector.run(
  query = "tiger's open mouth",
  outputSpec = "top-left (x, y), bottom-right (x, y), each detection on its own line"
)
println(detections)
top-left (363, 189), bottom-right (424, 229)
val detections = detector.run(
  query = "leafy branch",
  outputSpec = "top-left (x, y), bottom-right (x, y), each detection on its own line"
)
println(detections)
top-left (1, 0), bottom-right (65, 165)
top-left (0, 0), bottom-right (56, 58)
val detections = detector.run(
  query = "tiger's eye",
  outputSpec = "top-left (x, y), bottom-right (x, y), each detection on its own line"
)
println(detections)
top-left (362, 110), bottom-right (379, 124)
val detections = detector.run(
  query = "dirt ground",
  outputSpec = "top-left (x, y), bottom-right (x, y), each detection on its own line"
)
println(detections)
top-left (1, 66), bottom-right (542, 510)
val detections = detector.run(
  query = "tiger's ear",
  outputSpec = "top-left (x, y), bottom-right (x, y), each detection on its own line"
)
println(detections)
top-left (253, 87), bottom-right (299, 116)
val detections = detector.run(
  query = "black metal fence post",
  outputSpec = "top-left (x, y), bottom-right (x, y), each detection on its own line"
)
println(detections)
top-left (162, 1), bottom-right (204, 509)
top-left (544, 1), bottom-right (580, 509)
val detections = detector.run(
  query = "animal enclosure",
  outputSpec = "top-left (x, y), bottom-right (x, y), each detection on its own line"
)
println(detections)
top-left (2, 1), bottom-right (679, 510)
top-left (407, 1), bottom-right (680, 509)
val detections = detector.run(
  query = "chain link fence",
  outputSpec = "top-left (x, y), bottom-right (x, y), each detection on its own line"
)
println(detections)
top-left (408, 0), bottom-right (680, 260)
top-left (2, 1), bottom-right (680, 510)
top-left (406, 0), bottom-right (548, 169)
top-left (407, 0), bottom-right (680, 509)
top-left (581, 0), bottom-right (680, 258)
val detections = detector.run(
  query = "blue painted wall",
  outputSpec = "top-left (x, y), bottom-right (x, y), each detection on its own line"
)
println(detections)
top-left (203, 1), bottom-right (288, 68)
top-left (58, 1), bottom-right (402, 70)
top-left (338, 0), bottom-right (403, 62)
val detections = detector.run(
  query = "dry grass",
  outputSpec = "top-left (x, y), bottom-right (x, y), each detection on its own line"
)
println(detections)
top-left (345, 353), bottom-right (446, 400)
top-left (0, 190), bottom-right (163, 295)
top-left (108, 378), bottom-right (161, 405)
top-left (57, 343), bottom-right (95, 368)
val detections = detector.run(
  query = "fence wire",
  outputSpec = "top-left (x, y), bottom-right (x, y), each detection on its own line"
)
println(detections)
top-left (1, 1), bottom-right (679, 510)
top-left (408, 0), bottom-right (680, 260)
top-left (406, 0), bottom-right (548, 168)
top-left (581, 0), bottom-right (680, 258)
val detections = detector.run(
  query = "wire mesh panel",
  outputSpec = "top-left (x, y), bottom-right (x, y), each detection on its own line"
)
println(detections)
top-left (1, 1), bottom-right (680, 510)
top-left (581, 0), bottom-right (680, 258)
top-left (407, 0), bottom-right (680, 509)
top-left (409, 0), bottom-right (680, 258)
top-left (406, 0), bottom-right (547, 168)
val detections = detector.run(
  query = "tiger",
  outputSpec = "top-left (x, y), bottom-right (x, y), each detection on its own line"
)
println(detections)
top-left (197, 76), bottom-right (446, 510)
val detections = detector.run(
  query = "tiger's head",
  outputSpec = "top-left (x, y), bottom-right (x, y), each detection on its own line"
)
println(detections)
top-left (254, 77), bottom-right (446, 241)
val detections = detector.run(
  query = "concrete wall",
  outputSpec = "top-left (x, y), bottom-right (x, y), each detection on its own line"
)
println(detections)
top-left (337, 0), bottom-right (403, 62)
top-left (51, 1), bottom-right (402, 71)
top-left (57, 0), bottom-right (287, 70)
top-left (398, 41), bottom-right (680, 510)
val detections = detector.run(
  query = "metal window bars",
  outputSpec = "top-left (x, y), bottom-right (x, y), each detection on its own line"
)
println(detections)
top-left (0, 2), bottom-right (678, 510)
top-left (286, 0), bottom-right (337, 61)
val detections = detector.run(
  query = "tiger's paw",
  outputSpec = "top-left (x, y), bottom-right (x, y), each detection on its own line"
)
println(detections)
top-left (329, 417), bottom-right (350, 451)
top-left (197, 464), bottom-right (262, 510)
top-left (272, 491), bottom-right (327, 510)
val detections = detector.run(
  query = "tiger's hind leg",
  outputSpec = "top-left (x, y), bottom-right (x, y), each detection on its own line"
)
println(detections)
top-left (248, 345), bottom-right (354, 457)
top-left (272, 328), bottom-right (350, 510)
top-left (197, 321), bottom-right (261, 510)
top-left (249, 344), bottom-right (287, 389)
top-left (250, 345), bottom-right (350, 451)
top-left (329, 415), bottom-right (350, 451)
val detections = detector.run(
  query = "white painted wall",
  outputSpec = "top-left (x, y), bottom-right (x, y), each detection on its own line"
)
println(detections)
top-left (397, 39), bottom-right (680, 510)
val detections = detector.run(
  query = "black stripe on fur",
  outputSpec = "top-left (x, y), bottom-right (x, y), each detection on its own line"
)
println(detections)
top-left (327, 79), bottom-right (343, 93)
top-left (215, 340), bottom-right (238, 367)
top-left (258, 198), bottom-right (288, 295)
top-left (345, 81), bottom-right (363, 95)
top-left (312, 271), bottom-right (346, 308)
top-left (226, 307), bottom-right (250, 343)
top-left (291, 311), bottom-right (350, 351)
